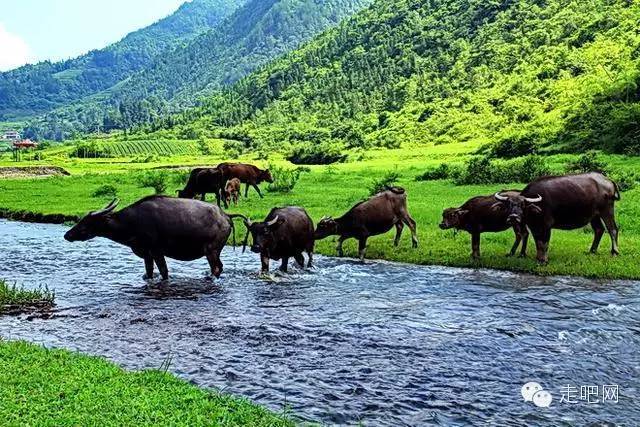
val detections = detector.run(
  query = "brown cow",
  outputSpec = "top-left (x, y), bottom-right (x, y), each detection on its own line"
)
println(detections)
top-left (217, 162), bottom-right (273, 198)
top-left (439, 191), bottom-right (529, 259)
top-left (177, 168), bottom-right (227, 208)
top-left (225, 178), bottom-right (241, 206)
top-left (314, 187), bottom-right (418, 261)
top-left (495, 172), bottom-right (620, 264)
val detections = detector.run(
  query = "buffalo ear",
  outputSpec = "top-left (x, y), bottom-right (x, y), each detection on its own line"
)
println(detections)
top-left (527, 204), bottom-right (543, 214)
top-left (457, 209), bottom-right (469, 219)
top-left (490, 202), bottom-right (504, 212)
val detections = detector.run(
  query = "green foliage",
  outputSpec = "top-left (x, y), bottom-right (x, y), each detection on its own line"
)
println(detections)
top-left (91, 184), bottom-right (118, 198)
top-left (369, 169), bottom-right (400, 196)
top-left (138, 171), bottom-right (169, 194)
top-left (266, 165), bottom-right (308, 193)
top-left (416, 163), bottom-right (456, 181)
top-left (566, 151), bottom-right (609, 174)
top-left (610, 170), bottom-right (639, 193)
top-left (287, 142), bottom-right (347, 165)
top-left (452, 155), bottom-right (553, 185)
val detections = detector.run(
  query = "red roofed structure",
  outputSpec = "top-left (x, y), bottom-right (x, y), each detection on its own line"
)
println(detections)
top-left (12, 139), bottom-right (38, 149)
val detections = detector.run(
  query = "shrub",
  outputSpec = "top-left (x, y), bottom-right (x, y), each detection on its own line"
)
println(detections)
top-left (91, 184), bottom-right (118, 198)
top-left (453, 155), bottom-right (552, 185)
top-left (491, 132), bottom-right (538, 158)
top-left (369, 170), bottom-right (400, 196)
top-left (138, 170), bottom-right (169, 194)
top-left (266, 165), bottom-right (308, 193)
top-left (70, 142), bottom-right (112, 158)
top-left (454, 156), bottom-right (495, 185)
top-left (519, 155), bottom-right (553, 182)
top-left (566, 151), bottom-right (609, 174)
top-left (223, 139), bottom-right (244, 158)
top-left (415, 163), bottom-right (453, 181)
top-left (287, 142), bottom-right (347, 165)
top-left (609, 170), bottom-right (639, 192)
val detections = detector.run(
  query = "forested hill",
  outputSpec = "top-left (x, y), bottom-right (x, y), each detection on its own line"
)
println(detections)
top-left (22, 0), bottom-right (373, 140)
top-left (183, 0), bottom-right (640, 156)
top-left (0, 0), bottom-right (244, 120)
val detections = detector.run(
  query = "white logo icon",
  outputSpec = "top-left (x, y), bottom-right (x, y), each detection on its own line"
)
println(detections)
top-left (522, 382), bottom-right (553, 408)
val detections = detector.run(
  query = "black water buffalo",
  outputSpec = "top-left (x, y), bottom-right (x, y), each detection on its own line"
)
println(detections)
top-left (494, 172), bottom-right (620, 264)
top-left (225, 178), bottom-right (241, 206)
top-left (240, 207), bottom-right (315, 273)
top-left (64, 196), bottom-right (243, 280)
top-left (217, 162), bottom-right (273, 198)
top-left (440, 191), bottom-right (529, 259)
top-left (314, 187), bottom-right (418, 261)
top-left (177, 167), bottom-right (227, 208)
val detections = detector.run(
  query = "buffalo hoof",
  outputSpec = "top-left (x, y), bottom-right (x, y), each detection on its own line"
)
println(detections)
top-left (611, 251), bottom-right (619, 257)
top-left (412, 241), bottom-right (418, 249)
top-left (142, 273), bottom-right (156, 281)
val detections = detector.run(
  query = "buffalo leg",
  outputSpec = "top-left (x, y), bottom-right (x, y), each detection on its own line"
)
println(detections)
top-left (519, 227), bottom-right (529, 258)
top-left (206, 249), bottom-right (222, 278)
top-left (601, 210), bottom-right (620, 255)
top-left (245, 183), bottom-right (250, 198)
top-left (508, 226), bottom-right (522, 256)
top-left (471, 232), bottom-right (480, 259)
top-left (358, 238), bottom-right (367, 262)
top-left (252, 184), bottom-right (264, 199)
top-left (394, 222), bottom-right (404, 246)
top-left (336, 237), bottom-right (346, 257)
top-left (143, 256), bottom-right (154, 279)
top-left (307, 251), bottom-right (314, 268)
top-left (402, 214), bottom-right (418, 248)
top-left (533, 229), bottom-right (551, 264)
top-left (590, 217), bottom-right (605, 253)
top-left (280, 257), bottom-right (289, 273)
top-left (153, 255), bottom-right (169, 280)
top-left (294, 253), bottom-right (305, 268)
top-left (260, 253), bottom-right (270, 273)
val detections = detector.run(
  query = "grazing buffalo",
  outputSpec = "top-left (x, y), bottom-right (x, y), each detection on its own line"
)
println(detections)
top-left (494, 172), bottom-right (620, 264)
top-left (225, 178), bottom-right (241, 206)
top-left (439, 191), bottom-right (529, 259)
top-left (177, 167), bottom-right (227, 208)
top-left (64, 196), bottom-right (243, 280)
top-left (240, 207), bottom-right (315, 273)
top-left (314, 187), bottom-right (418, 261)
top-left (217, 162), bottom-right (273, 198)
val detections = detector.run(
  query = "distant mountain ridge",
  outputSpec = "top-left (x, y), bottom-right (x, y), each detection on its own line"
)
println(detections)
top-left (0, 0), bottom-right (244, 120)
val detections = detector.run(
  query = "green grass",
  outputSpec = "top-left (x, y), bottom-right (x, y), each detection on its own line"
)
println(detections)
top-left (0, 280), bottom-right (54, 313)
top-left (0, 340), bottom-right (293, 426)
top-left (0, 145), bottom-right (639, 279)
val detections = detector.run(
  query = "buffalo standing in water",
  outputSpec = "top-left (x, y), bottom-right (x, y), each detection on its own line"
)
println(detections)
top-left (64, 196), bottom-right (243, 280)
top-left (314, 187), bottom-right (418, 261)
top-left (240, 207), bottom-right (315, 273)
top-left (440, 191), bottom-right (530, 259)
top-left (494, 172), bottom-right (621, 264)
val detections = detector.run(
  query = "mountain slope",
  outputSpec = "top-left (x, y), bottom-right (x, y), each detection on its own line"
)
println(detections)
top-left (181, 0), bottom-right (639, 155)
top-left (23, 0), bottom-right (373, 140)
top-left (0, 0), bottom-right (244, 120)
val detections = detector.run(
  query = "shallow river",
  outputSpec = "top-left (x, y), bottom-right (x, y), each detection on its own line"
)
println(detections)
top-left (0, 220), bottom-right (638, 425)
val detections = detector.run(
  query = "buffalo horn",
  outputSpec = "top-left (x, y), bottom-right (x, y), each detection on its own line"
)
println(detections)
top-left (494, 192), bottom-right (509, 201)
top-left (266, 215), bottom-right (280, 227)
top-left (524, 194), bottom-right (542, 203)
top-left (91, 198), bottom-right (119, 216)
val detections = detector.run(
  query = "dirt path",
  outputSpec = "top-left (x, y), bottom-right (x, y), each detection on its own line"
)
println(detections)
top-left (0, 166), bottom-right (70, 179)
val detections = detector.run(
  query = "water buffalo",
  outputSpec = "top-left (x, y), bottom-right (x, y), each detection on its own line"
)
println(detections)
top-left (240, 207), bottom-right (314, 273)
top-left (494, 172), bottom-right (620, 264)
top-left (217, 162), bottom-right (273, 198)
top-left (314, 187), bottom-right (418, 261)
top-left (225, 178), bottom-right (241, 206)
top-left (439, 191), bottom-right (529, 259)
top-left (64, 196), bottom-right (243, 280)
top-left (177, 167), bottom-right (227, 208)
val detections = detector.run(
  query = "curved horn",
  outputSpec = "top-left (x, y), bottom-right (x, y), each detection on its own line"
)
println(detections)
top-left (524, 194), bottom-right (542, 203)
top-left (494, 192), bottom-right (509, 201)
top-left (90, 198), bottom-right (119, 216)
top-left (266, 215), bottom-right (280, 227)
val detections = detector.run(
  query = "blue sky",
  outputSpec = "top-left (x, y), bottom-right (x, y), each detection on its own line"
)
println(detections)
top-left (0, 0), bottom-right (187, 71)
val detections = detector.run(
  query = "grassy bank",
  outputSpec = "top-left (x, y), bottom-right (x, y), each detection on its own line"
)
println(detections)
top-left (0, 280), bottom-right (54, 315)
top-left (0, 340), bottom-right (292, 426)
top-left (0, 145), bottom-right (639, 279)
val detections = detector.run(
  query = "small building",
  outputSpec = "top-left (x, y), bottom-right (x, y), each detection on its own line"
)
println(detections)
top-left (13, 139), bottom-right (38, 149)
top-left (2, 130), bottom-right (21, 140)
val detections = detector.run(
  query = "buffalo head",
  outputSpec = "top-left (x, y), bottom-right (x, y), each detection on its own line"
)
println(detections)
top-left (261, 169), bottom-right (274, 183)
top-left (439, 208), bottom-right (469, 230)
top-left (64, 199), bottom-right (119, 242)
top-left (493, 192), bottom-right (542, 225)
top-left (242, 215), bottom-right (285, 254)
top-left (314, 217), bottom-right (339, 240)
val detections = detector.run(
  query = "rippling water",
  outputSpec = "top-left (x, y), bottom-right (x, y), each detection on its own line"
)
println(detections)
top-left (0, 219), bottom-right (638, 425)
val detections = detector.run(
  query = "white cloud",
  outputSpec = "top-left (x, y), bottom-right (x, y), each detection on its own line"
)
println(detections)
top-left (0, 23), bottom-right (34, 71)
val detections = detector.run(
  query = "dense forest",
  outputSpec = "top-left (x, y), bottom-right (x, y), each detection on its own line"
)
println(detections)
top-left (0, 0), bottom-right (244, 121)
top-left (168, 0), bottom-right (639, 157)
top-left (21, 0), bottom-right (373, 140)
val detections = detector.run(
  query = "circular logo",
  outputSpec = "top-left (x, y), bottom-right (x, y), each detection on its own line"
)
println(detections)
top-left (532, 390), bottom-right (553, 408)
top-left (521, 382), bottom-right (543, 402)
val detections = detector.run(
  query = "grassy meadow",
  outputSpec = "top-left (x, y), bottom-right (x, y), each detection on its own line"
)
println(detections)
top-left (0, 143), bottom-right (639, 279)
top-left (0, 340), bottom-right (292, 426)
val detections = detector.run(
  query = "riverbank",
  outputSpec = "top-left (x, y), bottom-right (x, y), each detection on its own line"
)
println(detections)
top-left (0, 147), bottom-right (638, 279)
top-left (0, 340), bottom-right (292, 425)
